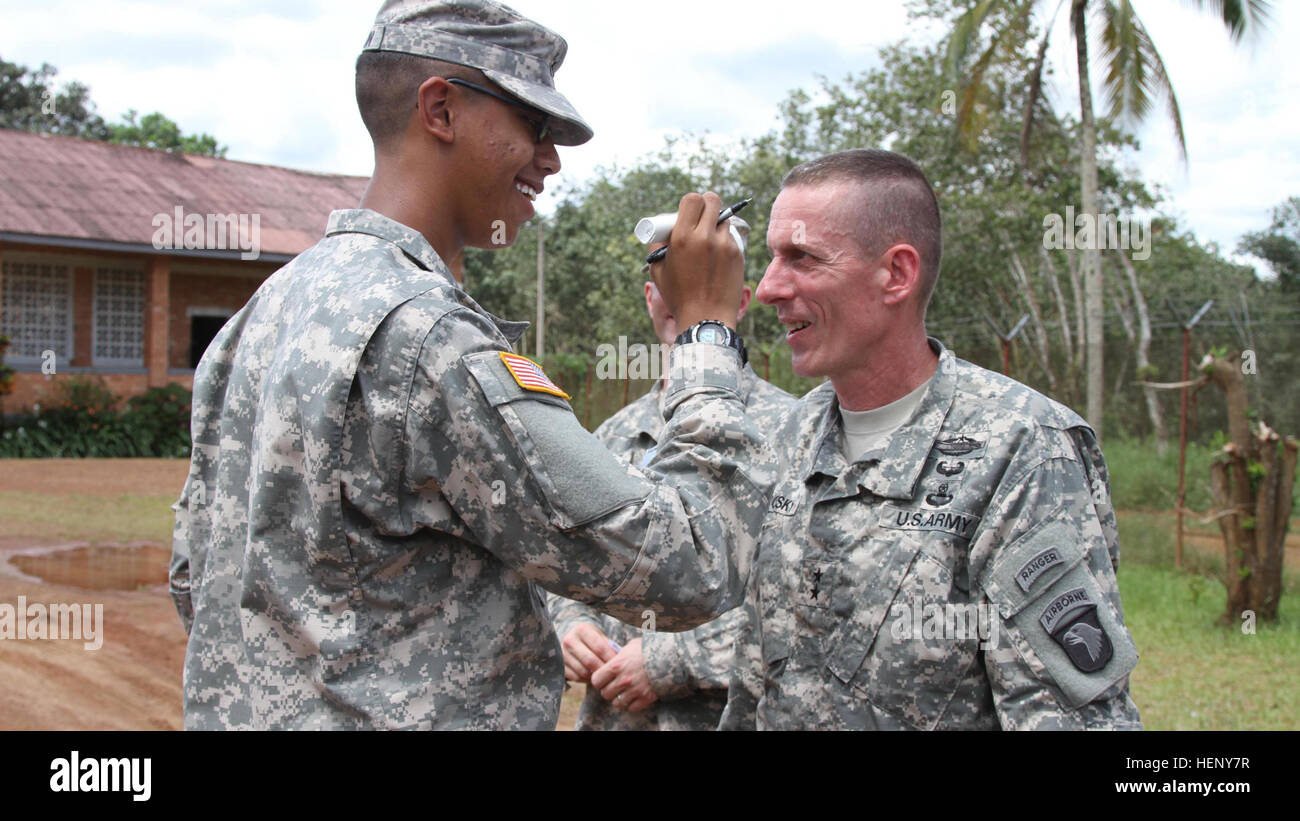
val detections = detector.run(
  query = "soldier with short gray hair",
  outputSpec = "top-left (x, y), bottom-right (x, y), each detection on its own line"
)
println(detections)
top-left (720, 149), bottom-right (1143, 730)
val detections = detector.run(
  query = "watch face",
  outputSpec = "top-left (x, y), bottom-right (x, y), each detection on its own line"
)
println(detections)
top-left (698, 326), bottom-right (724, 345)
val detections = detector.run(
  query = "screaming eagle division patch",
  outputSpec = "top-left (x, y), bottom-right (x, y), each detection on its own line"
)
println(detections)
top-left (1039, 587), bottom-right (1114, 673)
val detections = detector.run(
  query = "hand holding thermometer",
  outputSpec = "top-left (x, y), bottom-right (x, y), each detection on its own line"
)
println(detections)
top-left (640, 197), bottom-right (752, 266)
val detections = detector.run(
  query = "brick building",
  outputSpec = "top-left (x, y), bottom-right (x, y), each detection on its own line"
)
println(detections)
top-left (0, 128), bottom-right (368, 415)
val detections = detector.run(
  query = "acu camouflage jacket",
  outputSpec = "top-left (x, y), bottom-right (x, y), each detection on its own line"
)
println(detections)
top-left (721, 341), bottom-right (1143, 730)
top-left (169, 209), bottom-right (771, 730)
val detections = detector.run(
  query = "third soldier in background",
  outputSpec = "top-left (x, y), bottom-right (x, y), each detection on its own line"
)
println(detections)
top-left (549, 224), bottom-right (795, 730)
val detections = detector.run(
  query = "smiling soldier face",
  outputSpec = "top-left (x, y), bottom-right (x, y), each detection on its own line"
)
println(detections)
top-left (758, 182), bottom-right (891, 384)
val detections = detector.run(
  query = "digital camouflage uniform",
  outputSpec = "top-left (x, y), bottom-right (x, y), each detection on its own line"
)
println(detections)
top-left (548, 367), bottom-right (794, 730)
top-left (169, 209), bottom-right (772, 730)
top-left (720, 339), bottom-right (1142, 730)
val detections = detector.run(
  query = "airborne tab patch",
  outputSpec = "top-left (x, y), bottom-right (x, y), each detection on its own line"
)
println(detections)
top-left (499, 352), bottom-right (570, 400)
top-left (1039, 587), bottom-right (1094, 634)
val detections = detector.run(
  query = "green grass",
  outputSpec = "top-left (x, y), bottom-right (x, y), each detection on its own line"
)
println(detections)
top-left (1116, 511), bottom-right (1300, 729)
top-left (1120, 562), bottom-right (1300, 729)
top-left (0, 491), bottom-right (177, 544)
top-left (1104, 435), bottom-right (1300, 513)
top-left (1105, 437), bottom-right (1217, 511)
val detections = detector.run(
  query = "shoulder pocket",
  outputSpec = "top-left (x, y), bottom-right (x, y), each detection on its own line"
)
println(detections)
top-left (979, 509), bottom-right (1138, 709)
top-left (462, 351), bottom-right (650, 529)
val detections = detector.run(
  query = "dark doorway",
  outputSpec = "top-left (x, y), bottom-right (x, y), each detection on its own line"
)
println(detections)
top-left (190, 315), bottom-right (229, 367)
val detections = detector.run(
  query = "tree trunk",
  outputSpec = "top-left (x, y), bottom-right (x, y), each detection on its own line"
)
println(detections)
top-left (1209, 455), bottom-right (1251, 625)
top-left (1066, 248), bottom-right (1087, 395)
top-left (1041, 247), bottom-right (1074, 370)
top-left (1020, 25), bottom-right (1052, 170)
top-left (1110, 286), bottom-right (1134, 343)
top-left (1201, 355), bottom-right (1295, 625)
top-left (1263, 437), bottom-right (1298, 620)
top-left (1117, 251), bottom-right (1167, 452)
top-left (1204, 356), bottom-right (1253, 454)
top-left (1074, 0), bottom-right (1105, 439)
top-left (1006, 242), bottom-right (1056, 389)
top-left (1251, 425), bottom-right (1296, 622)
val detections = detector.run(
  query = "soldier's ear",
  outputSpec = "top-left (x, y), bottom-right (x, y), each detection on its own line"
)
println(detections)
top-left (416, 76), bottom-right (456, 144)
top-left (879, 243), bottom-right (921, 308)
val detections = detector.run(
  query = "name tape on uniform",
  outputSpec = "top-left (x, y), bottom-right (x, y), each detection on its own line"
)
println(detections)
top-left (880, 503), bottom-right (981, 539)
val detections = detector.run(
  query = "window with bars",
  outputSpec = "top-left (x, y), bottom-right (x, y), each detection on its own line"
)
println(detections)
top-left (0, 260), bottom-right (73, 364)
top-left (93, 267), bottom-right (145, 367)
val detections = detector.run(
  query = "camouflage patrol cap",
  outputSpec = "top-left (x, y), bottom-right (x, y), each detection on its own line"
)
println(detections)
top-left (363, 0), bottom-right (593, 146)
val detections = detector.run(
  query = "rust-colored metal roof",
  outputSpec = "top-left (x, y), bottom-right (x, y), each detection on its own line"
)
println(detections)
top-left (0, 128), bottom-right (369, 258)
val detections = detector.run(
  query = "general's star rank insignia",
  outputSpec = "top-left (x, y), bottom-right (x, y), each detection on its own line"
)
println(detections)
top-left (500, 352), bottom-right (571, 400)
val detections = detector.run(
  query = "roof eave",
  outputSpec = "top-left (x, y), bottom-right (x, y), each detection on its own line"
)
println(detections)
top-left (0, 232), bottom-right (296, 264)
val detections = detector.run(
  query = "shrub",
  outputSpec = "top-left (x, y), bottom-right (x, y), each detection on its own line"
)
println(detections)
top-left (0, 378), bottom-right (191, 458)
top-left (123, 384), bottom-right (192, 458)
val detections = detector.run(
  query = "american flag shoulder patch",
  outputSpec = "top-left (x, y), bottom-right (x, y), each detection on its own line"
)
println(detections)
top-left (499, 352), bottom-right (571, 400)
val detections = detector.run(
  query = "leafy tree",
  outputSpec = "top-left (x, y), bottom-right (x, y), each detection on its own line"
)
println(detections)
top-left (0, 57), bottom-right (108, 139)
top-left (938, 0), bottom-right (1273, 438)
top-left (108, 109), bottom-right (226, 158)
top-left (1238, 196), bottom-right (1300, 293)
top-left (0, 55), bottom-right (226, 157)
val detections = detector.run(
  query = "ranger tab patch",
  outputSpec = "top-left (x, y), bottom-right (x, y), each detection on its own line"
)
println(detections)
top-left (1016, 546), bottom-right (1066, 592)
top-left (499, 352), bottom-right (570, 400)
top-left (1039, 587), bottom-right (1113, 673)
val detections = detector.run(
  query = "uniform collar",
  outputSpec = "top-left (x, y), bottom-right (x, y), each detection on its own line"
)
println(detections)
top-left (805, 338), bottom-right (957, 502)
top-left (326, 209), bottom-right (446, 272)
top-left (325, 209), bottom-right (529, 346)
top-left (633, 381), bottom-right (668, 440)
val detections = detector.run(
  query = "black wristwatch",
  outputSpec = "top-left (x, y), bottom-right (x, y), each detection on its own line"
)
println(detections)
top-left (675, 319), bottom-right (748, 365)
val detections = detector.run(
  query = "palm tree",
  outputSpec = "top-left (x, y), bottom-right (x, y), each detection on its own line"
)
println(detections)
top-left (944, 0), bottom-right (1271, 438)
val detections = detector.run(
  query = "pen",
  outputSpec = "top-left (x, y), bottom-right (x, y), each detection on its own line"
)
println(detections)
top-left (644, 197), bottom-right (752, 266)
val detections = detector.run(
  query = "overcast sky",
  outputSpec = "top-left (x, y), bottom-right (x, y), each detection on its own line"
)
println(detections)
top-left (2, 0), bottom-right (1296, 269)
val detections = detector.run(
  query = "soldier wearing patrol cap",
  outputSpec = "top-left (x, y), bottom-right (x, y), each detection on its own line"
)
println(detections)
top-left (169, 0), bottom-right (770, 730)
top-left (720, 149), bottom-right (1143, 730)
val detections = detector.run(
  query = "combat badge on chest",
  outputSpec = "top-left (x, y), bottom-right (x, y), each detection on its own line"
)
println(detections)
top-left (920, 431), bottom-right (988, 508)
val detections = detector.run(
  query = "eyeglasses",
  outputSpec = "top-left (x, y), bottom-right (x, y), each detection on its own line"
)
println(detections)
top-left (446, 78), bottom-right (552, 144)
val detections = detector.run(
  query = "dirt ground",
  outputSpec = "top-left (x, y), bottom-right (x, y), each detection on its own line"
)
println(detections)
top-left (0, 458), bottom-right (190, 499)
top-left (1182, 522), bottom-right (1300, 567)
top-left (0, 459), bottom-right (189, 730)
top-left (3, 459), bottom-right (1287, 732)
top-left (0, 459), bottom-right (589, 730)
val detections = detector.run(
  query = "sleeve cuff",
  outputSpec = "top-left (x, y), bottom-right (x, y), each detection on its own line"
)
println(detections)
top-left (663, 343), bottom-right (744, 412)
top-left (641, 631), bottom-right (695, 701)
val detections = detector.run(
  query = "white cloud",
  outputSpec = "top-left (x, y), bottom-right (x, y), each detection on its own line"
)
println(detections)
top-left (1, 0), bottom-right (1295, 252)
